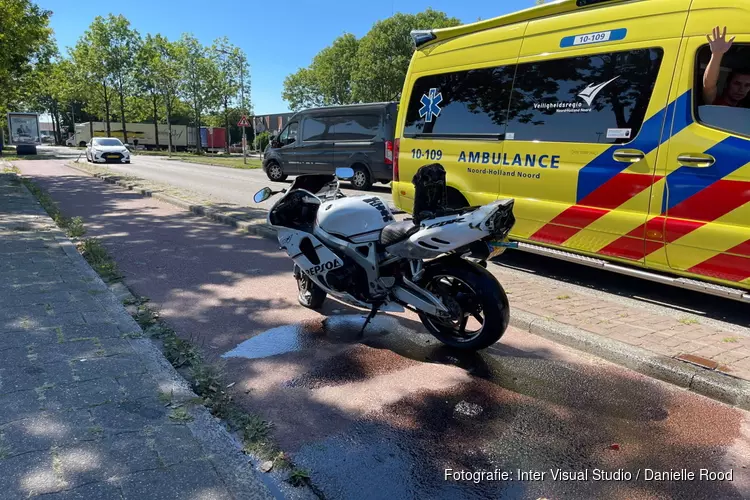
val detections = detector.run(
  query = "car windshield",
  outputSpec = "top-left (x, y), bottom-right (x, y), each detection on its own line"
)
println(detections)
top-left (94, 138), bottom-right (123, 146)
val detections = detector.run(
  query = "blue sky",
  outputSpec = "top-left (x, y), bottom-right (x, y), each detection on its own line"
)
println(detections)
top-left (38, 0), bottom-right (535, 115)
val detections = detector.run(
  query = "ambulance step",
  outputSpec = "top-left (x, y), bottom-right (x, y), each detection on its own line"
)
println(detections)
top-left (516, 242), bottom-right (750, 303)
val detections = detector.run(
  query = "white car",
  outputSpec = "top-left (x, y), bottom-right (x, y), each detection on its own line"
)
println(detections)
top-left (86, 137), bottom-right (131, 164)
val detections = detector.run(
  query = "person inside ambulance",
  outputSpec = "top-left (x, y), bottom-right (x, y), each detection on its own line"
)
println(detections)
top-left (703, 26), bottom-right (750, 107)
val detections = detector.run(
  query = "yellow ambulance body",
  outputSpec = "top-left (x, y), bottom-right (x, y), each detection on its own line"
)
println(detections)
top-left (393, 0), bottom-right (750, 301)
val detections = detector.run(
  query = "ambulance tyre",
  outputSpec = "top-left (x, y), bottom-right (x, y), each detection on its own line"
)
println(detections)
top-left (447, 188), bottom-right (469, 209)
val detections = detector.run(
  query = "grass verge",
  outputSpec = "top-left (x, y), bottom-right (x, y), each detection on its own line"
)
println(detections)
top-left (19, 173), bottom-right (311, 489)
top-left (168, 156), bottom-right (262, 170)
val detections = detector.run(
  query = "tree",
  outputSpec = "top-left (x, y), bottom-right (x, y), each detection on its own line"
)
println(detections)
top-left (94, 15), bottom-right (140, 143)
top-left (282, 68), bottom-right (324, 112)
top-left (178, 34), bottom-right (221, 153)
top-left (352, 9), bottom-right (460, 102)
top-left (281, 10), bottom-right (460, 109)
top-left (152, 35), bottom-right (184, 153)
top-left (282, 33), bottom-right (359, 111)
top-left (71, 25), bottom-right (113, 135)
top-left (0, 0), bottom-right (53, 123)
top-left (31, 58), bottom-right (77, 144)
top-left (136, 34), bottom-right (164, 147)
top-left (211, 38), bottom-right (249, 152)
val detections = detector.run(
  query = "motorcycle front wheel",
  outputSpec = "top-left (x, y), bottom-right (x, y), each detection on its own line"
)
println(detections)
top-left (294, 265), bottom-right (327, 309)
top-left (417, 259), bottom-right (510, 351)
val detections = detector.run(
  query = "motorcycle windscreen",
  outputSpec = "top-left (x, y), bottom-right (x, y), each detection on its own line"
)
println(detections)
top-left (288, 174), bottom-right (338, 196)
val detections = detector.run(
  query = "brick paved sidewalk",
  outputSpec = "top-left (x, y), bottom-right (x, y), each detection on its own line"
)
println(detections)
top-left (0, 174), bottom-right (273, 499)
top-left (492, 266), bottom-right (750, 382)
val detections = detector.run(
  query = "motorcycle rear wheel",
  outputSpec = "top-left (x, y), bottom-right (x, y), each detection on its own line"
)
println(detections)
top-left (417, 259), bottom-right (509, 351)
top-left (294, 265), bottom-right (327, 309)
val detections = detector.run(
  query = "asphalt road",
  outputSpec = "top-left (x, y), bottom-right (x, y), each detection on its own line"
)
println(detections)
top-left (14, 159), bottom-right (750, 500)
top-left (99, 150), bottom-right (393, 209)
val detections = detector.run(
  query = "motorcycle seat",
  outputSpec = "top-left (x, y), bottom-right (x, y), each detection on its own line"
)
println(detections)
top-left (380, 220), bottom-right (418, 247)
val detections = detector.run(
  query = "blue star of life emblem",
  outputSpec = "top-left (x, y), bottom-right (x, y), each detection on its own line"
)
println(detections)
top-left (419, 88), bottom-right (443, 123)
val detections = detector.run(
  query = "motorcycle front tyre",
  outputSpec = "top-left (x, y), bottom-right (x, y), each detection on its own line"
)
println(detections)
top-left (294, 265), bottom-right (327, 309)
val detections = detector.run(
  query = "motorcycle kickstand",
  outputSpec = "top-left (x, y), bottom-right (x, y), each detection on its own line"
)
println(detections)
top-left (359, 302), bottom-right (382, 338)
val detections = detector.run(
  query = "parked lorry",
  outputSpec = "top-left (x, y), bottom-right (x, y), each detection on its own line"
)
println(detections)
top-left (7, 112), bottom-right (41, 155)
top-left (67, 122), bottom-right (199, 151)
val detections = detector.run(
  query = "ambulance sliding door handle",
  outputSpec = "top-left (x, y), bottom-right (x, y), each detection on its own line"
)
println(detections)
top-left (677, 153), bottom-right (715, 168)
top-left (612, 149), bottom-right (645, 163)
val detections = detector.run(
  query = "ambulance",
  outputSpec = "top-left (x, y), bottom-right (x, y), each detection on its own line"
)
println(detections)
top-left (392, 0), bottom-right (750, 302)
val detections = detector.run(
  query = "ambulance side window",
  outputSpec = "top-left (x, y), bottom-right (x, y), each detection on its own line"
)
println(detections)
top-left (505, 48), bottom-right (664, 144)
top-left (695, 44), bottom-right (750, 137)
top-left (403, 65), bottom-right (515, 138)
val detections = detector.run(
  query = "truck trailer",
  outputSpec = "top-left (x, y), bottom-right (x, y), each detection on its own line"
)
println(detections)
top-left (68, 122), bottom-right (199, 151)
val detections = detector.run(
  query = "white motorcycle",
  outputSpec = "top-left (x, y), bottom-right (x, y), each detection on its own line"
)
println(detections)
top-left (253, 164), bottom-right (517, 351)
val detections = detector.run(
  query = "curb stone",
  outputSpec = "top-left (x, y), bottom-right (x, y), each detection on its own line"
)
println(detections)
top-left (12, 174), bottom-right (303, 500)
top-left (63, 161), bottom-right (750, 410)
top-left (510, 309), bottom-right (750, 410)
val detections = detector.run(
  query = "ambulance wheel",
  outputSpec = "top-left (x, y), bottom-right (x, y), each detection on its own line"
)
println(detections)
top-left (295, 265), bottom-right (326, 309)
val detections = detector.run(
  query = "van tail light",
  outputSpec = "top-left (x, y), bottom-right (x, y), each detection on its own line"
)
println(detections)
top-left (392, 139), bottom-right (400, 182)
top-left (385, 140), bottom-right (394, 165)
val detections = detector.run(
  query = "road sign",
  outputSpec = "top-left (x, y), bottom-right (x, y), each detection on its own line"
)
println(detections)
top-left (237, 115), bottom-right (250, 127)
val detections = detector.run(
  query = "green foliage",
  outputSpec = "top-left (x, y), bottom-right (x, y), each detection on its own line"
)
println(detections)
top-left (179, 33), bottom-right (223, 151)
top-left (0, 0), bottom-right (54, 117)
top-left (353, 9), bottom-right (460, 102)
top-left (256, 131), bottom-right (272, 152)
top-left (283, 33), bottom-right (359, 111)
top-left (282, 9), bottom-right (460, 109)
top-left (78, 238), bottom-right (120, 282)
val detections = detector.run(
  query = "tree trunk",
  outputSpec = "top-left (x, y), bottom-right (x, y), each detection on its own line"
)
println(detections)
top-left (224, 97), bottom-right (230, 154)
top-left (152, 94), bottom-right (160, 148)
top-left (118, 83), bottom-right (128, 144)
top-left (195, 104), bottom-right (201, 154)
top-left (50, 106), bottom-right (57, 145)
top-left (52, 102), bottom-right (62, 145)
top-left (103, 81), bottom-right (111, 136)
top-left (165, 93), bottom-right (173, 156)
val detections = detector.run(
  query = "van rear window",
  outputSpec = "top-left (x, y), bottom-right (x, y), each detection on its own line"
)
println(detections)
top-left (404, 47), bottom-right (664, 144)
top-left (302, 114), bottom-right (381, 141)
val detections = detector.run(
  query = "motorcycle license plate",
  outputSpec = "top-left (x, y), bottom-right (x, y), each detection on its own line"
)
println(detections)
top-left (487, 240), bottom-right (518, 260)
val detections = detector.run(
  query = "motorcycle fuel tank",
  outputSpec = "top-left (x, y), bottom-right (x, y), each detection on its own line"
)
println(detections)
top-left (316, 195), bottom-right (394, 239)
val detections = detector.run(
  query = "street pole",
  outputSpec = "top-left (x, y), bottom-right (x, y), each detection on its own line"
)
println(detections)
top-left (240, 57), bottom-right (247, 165)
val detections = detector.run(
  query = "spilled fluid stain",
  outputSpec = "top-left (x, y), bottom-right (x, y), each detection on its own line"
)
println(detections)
top-left (222, 314), bottom-right (401, 360)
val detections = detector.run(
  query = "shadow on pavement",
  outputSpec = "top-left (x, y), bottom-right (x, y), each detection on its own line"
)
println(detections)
top-left (15, 162), bottom-right (749, 500)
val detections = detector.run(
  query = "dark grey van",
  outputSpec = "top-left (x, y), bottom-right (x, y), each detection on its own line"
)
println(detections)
top-left (262, 102), bottom-right (397, 190)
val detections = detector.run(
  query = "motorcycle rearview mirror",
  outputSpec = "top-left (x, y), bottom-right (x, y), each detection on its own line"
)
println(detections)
top-left (253, 187), bottom-right (273, 204)
top-left (335, 167), bottom-right (355, 180)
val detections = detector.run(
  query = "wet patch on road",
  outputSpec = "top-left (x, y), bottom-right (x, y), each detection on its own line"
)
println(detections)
top-left (222, 315), bottom-right (748, 499)
top-left (221, 314), bottom-right (400, 360)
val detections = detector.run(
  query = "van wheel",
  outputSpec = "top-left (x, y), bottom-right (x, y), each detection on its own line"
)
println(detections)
top-left (266, 161), bottom-right (287, 182)
top-left (350, 166), bottom-right (372, 190)
top-left (79, 141), bottom-right (86, 148)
